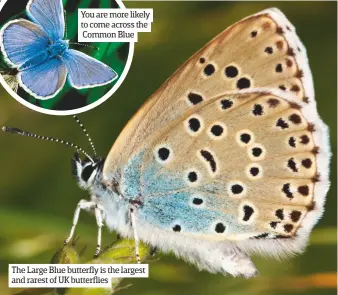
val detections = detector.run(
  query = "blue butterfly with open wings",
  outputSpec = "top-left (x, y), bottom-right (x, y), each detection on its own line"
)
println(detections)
top-left (0, 0), bottom-right (118, 99)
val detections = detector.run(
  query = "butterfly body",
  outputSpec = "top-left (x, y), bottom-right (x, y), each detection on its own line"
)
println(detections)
top-left (46, 39), bottom-right (68, 59)
top-left (18, 39), bottom-right (68, 71)
top-left (0, 0), bottom-right (118, 99)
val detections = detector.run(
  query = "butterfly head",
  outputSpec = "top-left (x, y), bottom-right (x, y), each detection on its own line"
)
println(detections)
top-left (71, 152), bottom-right (105, 189)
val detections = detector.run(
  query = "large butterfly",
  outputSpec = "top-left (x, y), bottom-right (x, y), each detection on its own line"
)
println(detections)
top-left (0, 0), bottom-right (117, 99)
top-left (4, 8), bottom-right (330, 277)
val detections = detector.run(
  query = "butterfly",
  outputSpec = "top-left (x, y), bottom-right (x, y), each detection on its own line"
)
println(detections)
top-left (3, 8), bottom-right (331, 277)
top-left (0, 0), bottom-right (118, 99)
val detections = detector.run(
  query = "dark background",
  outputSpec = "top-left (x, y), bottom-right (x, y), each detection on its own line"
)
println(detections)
top-left (0, 1), bottom-right (336, 295)
top-left (0, 0), bottom-right (129, 111)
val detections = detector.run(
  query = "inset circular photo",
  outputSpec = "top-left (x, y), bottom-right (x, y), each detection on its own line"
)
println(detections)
top-left (0, 0), bottom-right (133, 115)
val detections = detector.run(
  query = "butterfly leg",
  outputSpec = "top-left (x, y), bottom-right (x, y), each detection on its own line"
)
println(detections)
top-left (94, 204), bottom-right (105, 257)
top-left (64, 199), bottom-right (105, 254)
top-left (129, 207), bottom-right (141, 264)
top-left (64, 199), bottom-right (91, 245)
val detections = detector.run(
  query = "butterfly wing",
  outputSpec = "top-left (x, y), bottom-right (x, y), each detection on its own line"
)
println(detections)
top-left (18, 57), bottom-right (67, 99)
top-left (26, 0), bottom-right (65, 41)
top-left (104, 8), bottom-right (315, 174)
top-left (61, 49), bottom-right (118, 89)
top-left (0, 19), bottom-right (50, 68)
top-left (102, 8), bottom-right (330, 275)
top-left (131, 91), bottom-right (328, 241)
top-left (2, 73), bottom-right (19, 92)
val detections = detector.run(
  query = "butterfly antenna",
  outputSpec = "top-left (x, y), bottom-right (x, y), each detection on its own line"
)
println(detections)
top-left (64, 9), bottom-right (68, 39)
top-left (73, 115), bottom-right (97, 158)
top-left (69, 42), bottom-right (99, 50)
top-left (2, 126), bottom-right (94, 163)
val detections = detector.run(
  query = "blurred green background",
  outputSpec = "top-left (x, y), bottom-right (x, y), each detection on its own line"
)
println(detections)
top-left (0, 1), bottom-right (336, 295)
top-left (0, 0), bottom-right (129, 111)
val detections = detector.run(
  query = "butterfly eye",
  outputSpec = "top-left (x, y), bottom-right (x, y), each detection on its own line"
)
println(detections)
top-left (81, 164), bottom-right (95, 182)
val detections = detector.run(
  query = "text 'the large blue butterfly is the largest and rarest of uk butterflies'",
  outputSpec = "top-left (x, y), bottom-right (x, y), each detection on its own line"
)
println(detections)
top-left (0, 0), bottom-right (117, 99)
top-left (3, 8), bottom-right (330, 277)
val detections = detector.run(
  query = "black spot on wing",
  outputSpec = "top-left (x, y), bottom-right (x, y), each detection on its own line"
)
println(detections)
top-left (282, 183), bottom-right (294, 199)
top-left (276, 118), bottom-right (289, 129)
top-left (215, 223), bottom-right (226, 233)
top-left (287, 158), bottom-right (298, 172)
top-left (200, 150), bottom-right (217, 173)
top-left (187, 92), bottom-right (203, 105)
top-left (243, 205), bottom-right (254, 221)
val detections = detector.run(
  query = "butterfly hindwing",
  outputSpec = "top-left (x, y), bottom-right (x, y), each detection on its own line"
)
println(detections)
top-left (62, 49), bottom-right (118, 89)
top-left (0, 19), bottom-right (49, 68)
top-left (27, 0), bottom-right (65, 41)
top-left (19, 57), bottom-right (67, 99)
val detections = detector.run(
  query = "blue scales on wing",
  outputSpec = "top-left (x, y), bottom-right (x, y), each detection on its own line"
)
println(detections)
top-left (62, 49), bottom-right (118, 89)
top-left (119, 147), bottom-right (254, 239)
top-left (19, 57), bottom-right (67, 98)
top-left (1, 19), bottom-right (50, 68)
top-left (27, 0), bottom-right (65, 41)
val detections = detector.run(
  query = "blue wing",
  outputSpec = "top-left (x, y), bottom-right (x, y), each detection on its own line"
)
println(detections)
top-left (18, 57), bottom-right (67, 99)
top-left (0, 19), bottom-right (49, 68)
top-left (62, 49), bottom-right (118, 89)
top-left (120, 151), bottom-right (254, 238)
top-left (26, 0), bottom-right (65, 41)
